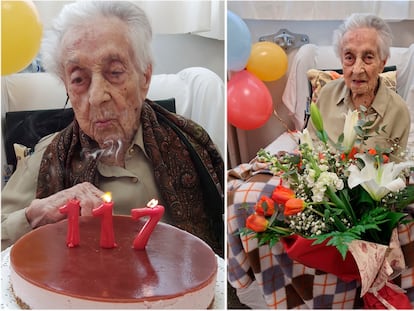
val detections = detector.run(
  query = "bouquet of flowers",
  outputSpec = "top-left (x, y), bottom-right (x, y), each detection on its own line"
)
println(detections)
top-left (240, 103), bottom-right (414, 308)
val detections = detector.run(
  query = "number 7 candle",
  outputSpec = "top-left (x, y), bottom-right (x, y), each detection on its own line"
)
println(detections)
top-left (131, 199), bottom-right (165, 250)
top-left (92, 192), bottom-right (117, 248)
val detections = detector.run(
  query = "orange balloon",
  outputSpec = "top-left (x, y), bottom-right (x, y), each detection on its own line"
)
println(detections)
top-left (246, 41), bottom-right (288, 81)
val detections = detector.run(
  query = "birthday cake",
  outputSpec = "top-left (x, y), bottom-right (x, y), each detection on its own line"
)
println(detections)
top-left (10, 215), bottom-right (217, 309)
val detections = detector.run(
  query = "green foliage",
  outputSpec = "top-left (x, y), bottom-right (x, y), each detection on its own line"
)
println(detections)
top-left (312, 231), bottom-right (358, 259)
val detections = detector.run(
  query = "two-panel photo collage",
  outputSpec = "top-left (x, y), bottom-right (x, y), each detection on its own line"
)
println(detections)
top-left (1, 0), bottom-right (414, 309)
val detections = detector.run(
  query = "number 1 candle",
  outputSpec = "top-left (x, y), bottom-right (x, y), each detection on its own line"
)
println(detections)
top-left (59, 198), bottom-right (80, 248)
top-left (92, 192), bottom-right (117, 248)
top-left (131, 199), bottom-right (165, 250)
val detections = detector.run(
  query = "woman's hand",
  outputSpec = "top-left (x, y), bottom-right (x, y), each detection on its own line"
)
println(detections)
top-left (25, 182), bottom-right (105, 228)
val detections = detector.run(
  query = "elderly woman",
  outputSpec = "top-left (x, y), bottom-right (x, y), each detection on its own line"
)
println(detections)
top-left (227, 13), bottom-right (413, 309)
top-left (308, 13), bottom-right (410, 159)
top-left (1, 1), bottom-right (224, 256)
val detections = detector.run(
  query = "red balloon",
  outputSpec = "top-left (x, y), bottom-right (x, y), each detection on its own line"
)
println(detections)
top-left (227, 70), bottom-right (273, 130)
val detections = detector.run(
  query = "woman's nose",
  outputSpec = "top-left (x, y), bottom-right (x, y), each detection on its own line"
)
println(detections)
top-left (88, 75), bottom-right (111, 106)
top-left (352, 58), bottom-right (365, 74)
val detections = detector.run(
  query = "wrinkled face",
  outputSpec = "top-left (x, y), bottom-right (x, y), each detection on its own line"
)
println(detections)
top-left (60, 16), bottom-right (151, 149)
top-left (340, 28), bottom-right (386, 96)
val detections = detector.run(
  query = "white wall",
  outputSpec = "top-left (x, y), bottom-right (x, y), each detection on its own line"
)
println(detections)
top-left (244, 20), bottom-right (414, 49)
top-left (33, 1), bottom-right (224, 80)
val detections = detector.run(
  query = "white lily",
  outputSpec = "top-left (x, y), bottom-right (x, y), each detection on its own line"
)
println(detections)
top-left (342, 109), bottom-right (359, 153)
top-left (299, 128), bottom-right (313, 150)
top-left (347, 153), bottom-right (414, 201)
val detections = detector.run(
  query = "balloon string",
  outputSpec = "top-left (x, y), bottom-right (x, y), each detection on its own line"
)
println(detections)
top-left (273, 108), bottom-right (291, 132)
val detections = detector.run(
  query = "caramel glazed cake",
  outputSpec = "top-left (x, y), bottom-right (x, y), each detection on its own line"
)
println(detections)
top-left (10, 215), bottom-right (217, 309)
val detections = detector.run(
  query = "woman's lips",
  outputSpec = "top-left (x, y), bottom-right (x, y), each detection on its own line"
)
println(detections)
top-left (95, 119), bottom-right (113, 128)
top-left (352, 79), bottom-right (367, 87)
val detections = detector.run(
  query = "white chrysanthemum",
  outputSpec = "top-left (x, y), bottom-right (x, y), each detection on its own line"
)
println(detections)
top-left (312, 183), bottom-right (327, 202)
top-left (305, 169), bottom-right (316, 186)
top-left (311, 171), bottom-right (342, 202)
top-left (312, 192), bottom-right (325, 202)
top-left (335, 179), bottom-right (344, 190)
top-left (319, 164), bottom-right (329, 172)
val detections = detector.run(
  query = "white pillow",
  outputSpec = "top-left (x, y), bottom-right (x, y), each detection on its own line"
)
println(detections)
top-left (148, 73), bottom-right (189, 116)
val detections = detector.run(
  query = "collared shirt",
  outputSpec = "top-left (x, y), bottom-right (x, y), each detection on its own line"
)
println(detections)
top-left (1, 125), bottom-right (163, 250)
top-left (308, 77), bottom-right (410, 159)
top-left (97, 124), bottom-right (164, 214)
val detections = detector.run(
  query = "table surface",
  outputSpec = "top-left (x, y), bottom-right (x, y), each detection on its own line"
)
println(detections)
top-left (1, 246), bottom-right (225, 309)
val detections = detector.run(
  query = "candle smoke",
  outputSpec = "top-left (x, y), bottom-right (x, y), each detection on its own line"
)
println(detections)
top-left (81, 139), bottom-right (123, 161)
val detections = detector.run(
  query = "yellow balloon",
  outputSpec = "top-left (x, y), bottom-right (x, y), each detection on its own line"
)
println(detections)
top-left (246, 41), bottom-right (288, 82)
top-left (1, 1), bottom-right (43, 76)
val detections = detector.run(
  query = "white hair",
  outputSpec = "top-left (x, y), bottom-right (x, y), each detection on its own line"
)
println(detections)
top-left (333, 13), bottom-right (392, 61)
top-left (41, 1), bottom-right (153, 79)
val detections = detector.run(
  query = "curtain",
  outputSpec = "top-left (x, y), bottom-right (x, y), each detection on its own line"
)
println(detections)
top-left (135, 1), bottom-right (224, 40)
top-left (34, 1), bottom-right (224, 39)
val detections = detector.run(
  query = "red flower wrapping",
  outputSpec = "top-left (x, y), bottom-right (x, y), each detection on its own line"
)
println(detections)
top-left (281, 234), bottom-right (360, 282)
top-left (363, 281), bottom-right (412, 309)
top-left (281, 231), bottom-right (413, 309)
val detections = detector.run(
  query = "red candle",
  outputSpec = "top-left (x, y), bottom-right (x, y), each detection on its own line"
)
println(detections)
top-left (131, 199), bottom-right (165, 250)
top-left (92, 192), bottom-right (117, 248)
top-left (59, 198), bottom-right (80, 248)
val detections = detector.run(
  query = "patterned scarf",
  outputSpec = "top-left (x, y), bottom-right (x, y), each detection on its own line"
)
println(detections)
top-left (36, 100), bottom-right (224, 255)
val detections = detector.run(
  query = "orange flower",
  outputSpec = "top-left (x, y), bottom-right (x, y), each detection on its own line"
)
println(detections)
top-left (382, 154), bottom-right (389, 163)
top-left (341, 146), bottom-right (359, 161)
top-left (284, 198), bottom-right (306, 216)
top-left (297, 158), bottom-right (303, 170)
top-left (246, 214), bottom-right (268, 232)
top-left (254, 196), bottom-right (275, 216)
top-left (347, 146), bottom-right (359, 160)
top-left (272, 182), bottom-right (295, 205)
top-left (368, 149), bottom-right (377, 156)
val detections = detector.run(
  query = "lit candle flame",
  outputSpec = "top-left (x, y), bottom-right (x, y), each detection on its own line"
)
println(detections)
top-left (102, 192), bottom-right (112, 203)
top-left (147, 199), bottom-right (158, 208)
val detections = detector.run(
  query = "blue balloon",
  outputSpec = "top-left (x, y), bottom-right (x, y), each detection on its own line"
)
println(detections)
top-left (227, 11), bottom-right (251, 71)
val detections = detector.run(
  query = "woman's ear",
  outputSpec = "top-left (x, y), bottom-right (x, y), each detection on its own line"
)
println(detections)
top-left (143, 64), bottom-right (152, 89)
top-left (379, 58), bottom-right (387, 73)
top-left (139, 64), bottom-right (152, 101)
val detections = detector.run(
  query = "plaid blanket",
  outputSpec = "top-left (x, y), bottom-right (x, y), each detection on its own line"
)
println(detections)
top-left (227, 160), bottom-right (414, 309)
